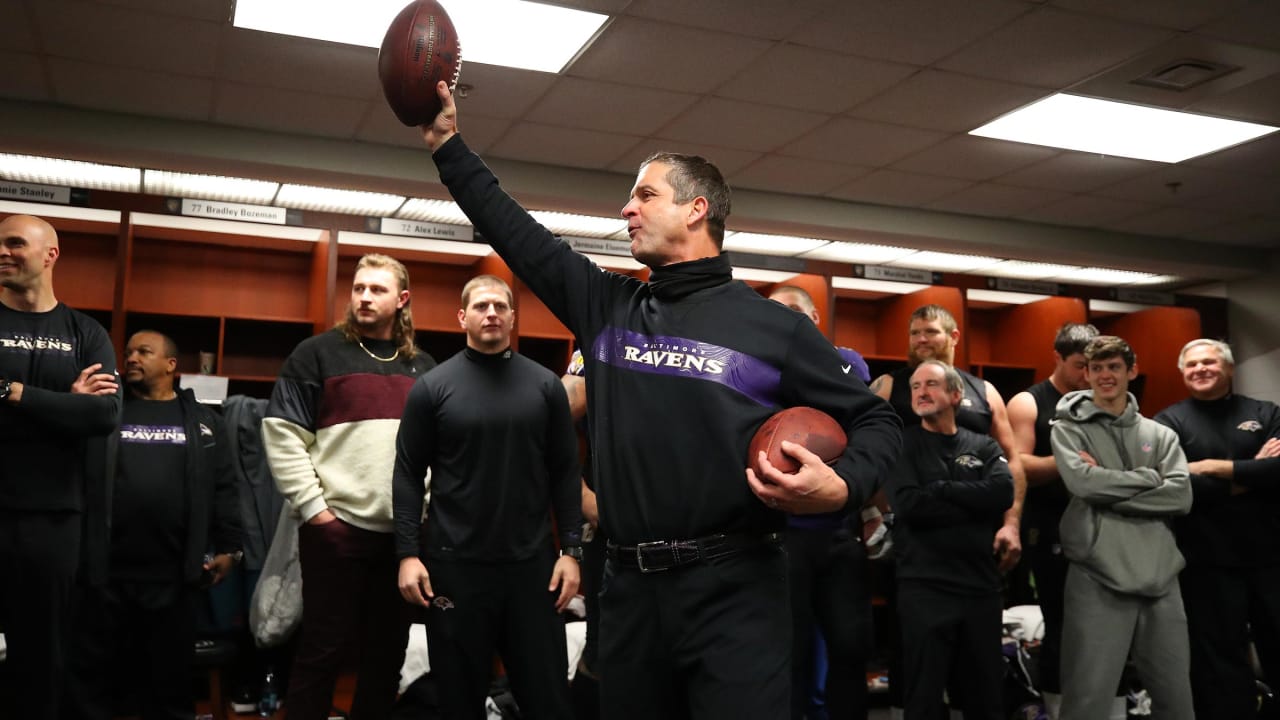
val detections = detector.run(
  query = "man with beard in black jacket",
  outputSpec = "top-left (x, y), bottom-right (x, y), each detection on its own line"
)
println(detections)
top-left (417, 82), bottom-right (901, 720)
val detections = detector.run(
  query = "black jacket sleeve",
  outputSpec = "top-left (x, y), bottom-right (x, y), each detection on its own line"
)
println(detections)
top-left (935, 439), bottom-right (1014, 517)
top-left (1231, 401), bottom-right (1280, 489)
top-left (545, 376), bottom-right (583, 548)
top-left (17, 324), bottom-right (120, 435)
top-left (393, 377), bottom-right (437, 559)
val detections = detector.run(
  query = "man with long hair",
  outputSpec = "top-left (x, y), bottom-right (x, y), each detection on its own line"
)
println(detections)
top-left (263, 253), bottom-right (435, 719)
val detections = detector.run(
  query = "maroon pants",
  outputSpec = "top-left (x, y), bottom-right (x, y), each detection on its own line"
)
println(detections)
top-left (285, 517), bottom-right (410, 720)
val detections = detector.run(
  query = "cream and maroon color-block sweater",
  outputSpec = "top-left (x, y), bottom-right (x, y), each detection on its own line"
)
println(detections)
top-left (263, 329), bottom-right (435, 533)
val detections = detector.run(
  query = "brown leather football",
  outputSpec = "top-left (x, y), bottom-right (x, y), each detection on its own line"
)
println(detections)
top-left (378, 0), bottom-right (462, 127)
top-left (748, 406), bottom-right (848, 477)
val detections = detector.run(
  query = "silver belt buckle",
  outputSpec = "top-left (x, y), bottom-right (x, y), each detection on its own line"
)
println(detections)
top-left (635, 540), bottom-right (669, 573)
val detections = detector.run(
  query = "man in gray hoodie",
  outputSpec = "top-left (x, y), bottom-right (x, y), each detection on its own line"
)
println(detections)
top-left (1050, 335), bottom-right (1194, 720)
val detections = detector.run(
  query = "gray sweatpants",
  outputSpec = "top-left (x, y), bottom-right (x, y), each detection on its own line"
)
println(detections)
top-left (1059, 563), bottom-right (1195, 720)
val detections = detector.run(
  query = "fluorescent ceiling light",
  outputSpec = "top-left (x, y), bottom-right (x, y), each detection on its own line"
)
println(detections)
top-left (967, 289), bottom-right (1047, 305)
top-left (233, 0), bottom-right (609, 74)
top-left (276, 183), bottom-right (405, 215)
top-left (0, 154), bottom-right (140, 192)
top-left (800, 242), bottom-right (916, 264)
top-left (583, 252), bottom-right (645, 271)
top-left (831, 276), bottom-right (929, 295)
top-left (723, 232), bottom-right (830, 256)
top-left (732, 267), bottom-right (799, 284)
top-left (397, 198), bottom-right (471, 225)
top-left (1089, 299), bottom-right (1152, 314)
top-left (971, 93), bottom-right (1279, 163)
top-left (1055, 267), bottom-right (1158, 285)
top-left (984, 260), bottom-right (1082, 279)
top-left (889, 251), bottom-right (1002, 273)
top-left (530, 211), bottom-right (626, 239)
top-left (1130, 274), bottom-right (1180, 286)
top-left (143, 170), bottom-right (279, 204)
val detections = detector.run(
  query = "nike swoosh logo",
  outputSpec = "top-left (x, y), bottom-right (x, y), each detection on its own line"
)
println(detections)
top-left (841, 365), bottom-right (851, 374)
top-left (1049, 418), bottom-right (1060, 425)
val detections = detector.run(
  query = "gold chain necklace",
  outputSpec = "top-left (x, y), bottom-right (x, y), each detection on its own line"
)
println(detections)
top-left (357, 338), bottom-right (399, 363)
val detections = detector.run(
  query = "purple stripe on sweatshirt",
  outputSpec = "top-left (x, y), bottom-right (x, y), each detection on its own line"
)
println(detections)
top-left (591, 326), bottom-right (781, 408)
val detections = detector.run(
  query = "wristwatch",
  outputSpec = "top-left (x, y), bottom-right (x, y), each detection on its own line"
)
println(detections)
top-left (0, 379), bottom-right (11, 402)
top-left (561, 546), bottom-right (584, 561)
top-left (229, 550), bottom-right (244, 564)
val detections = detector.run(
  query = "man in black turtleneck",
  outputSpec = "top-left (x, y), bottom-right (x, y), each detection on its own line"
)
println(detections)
top-left (418, 83), bottom-right (900, 719)
top-left (393, 275), bottom-right (583, 720)
top-left (1155, 339), bottom-right (1280, 720)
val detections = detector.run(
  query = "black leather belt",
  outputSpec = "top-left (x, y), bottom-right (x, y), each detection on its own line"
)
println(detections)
top-left (607, 532), bottom-right (782, 573)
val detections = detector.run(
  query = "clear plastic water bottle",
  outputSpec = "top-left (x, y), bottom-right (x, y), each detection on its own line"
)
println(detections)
top-left (257, 667), bottom-right (279, 717)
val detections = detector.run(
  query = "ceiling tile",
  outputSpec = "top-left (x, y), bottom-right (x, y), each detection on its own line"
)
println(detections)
top-left (1049, 0), bottom-right (1248, 31)
top-left (826, 170), bottom-right (973, 207)
top-left (937, 7), bottom-right (1174, 88)
top-left (452, 63), bottom-right (559, 121)
top-left (608, 142), bottom-right (762, 177)
top-left (1184, 130), bottom-right (1280, 178)
top-left (1188, 73), bottom-right (1280, 127)
top-left (525, 77), bottom-right (698, 137)
top-left (779, 117), bottom-right (947, 167)
top-left (1016, 194), bottom-right (1157, 228)
top-left (1199, 2), bottom-right (1280, 52)
top-left (32, 0), bottom-right (220, 77)
top-left (717, 44), bottom-right (917, 115)
top-left (849, 70), bottom-right (1045, 132)
top-left (48, 57), bottom-right (212, 122)
top-left (489, 122), bottom-right (641, 171)
top-left (625, 0), bottom-right (831, 39)
top-left (789, 0), bottom-right (1030, 66)
top-left (926, 182), bottom-right (1067, 217)
top-left (890, 135), bottom-right (1059, 180)
top-left (567, 16), bottom-right (772, 94)
top-left (0, 52), bottom-right (52, 103)
top-left (1, 1), bottom-right (39, 53)
top-left (1184, 181), bottom-right (1280, 217)
top-left (730, 156), bottom-right (872, 196)
top-left (1091, 165), bottom-right (1245, 204)
top-left (656, 97), bottom-right (830, 152)
top-left (87, 0), bottom-right (231, 22)
top-left (999, 152), bottom-right (1158, 193)
top-left (355, 101), bottom-right (437, 149)
top-left (1185, 217), bottom-right (1280, 248)
top-left (214, 83), bottom-right (369, 139)
top-left (1106, 206), bottom-right (1233, 238)
top-left (219, 29), bottom-right (380, 100)
top-left (441, 115), bottom-right (512, 155)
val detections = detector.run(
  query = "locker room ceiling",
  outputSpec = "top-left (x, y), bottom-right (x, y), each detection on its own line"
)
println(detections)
top-left (2, 0), bottom-right (1279, 284)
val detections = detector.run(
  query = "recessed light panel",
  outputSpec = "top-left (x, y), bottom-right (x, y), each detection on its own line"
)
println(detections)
top-left (971, 93), bottom-right (1279, 163)
top-left (233, 0), bottom-right (609, 74)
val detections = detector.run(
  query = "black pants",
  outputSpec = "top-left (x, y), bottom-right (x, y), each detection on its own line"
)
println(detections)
top-left (898, 581), bottom-right (1004, 720)
top-left (424, 552), bottom-right (571, 720)
top-left (785, 526), bottom-right (870, 720)
top-left (1025, 527), bottom-right (1068, 695)
top-left (0, 509), bottom-right (80, 720)
top-left (287, 519), bottom-right (410, 720)
top-left (1182, 562), bottom-right (1280, 720)
top-left (598, 545), bottom-right (790, 720)
top-left (63, 581), bottom-right (195, 720)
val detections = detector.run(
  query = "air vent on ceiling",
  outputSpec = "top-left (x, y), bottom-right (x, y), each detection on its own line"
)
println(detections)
top-left (1132, 59), bottom-right (1241, 92)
